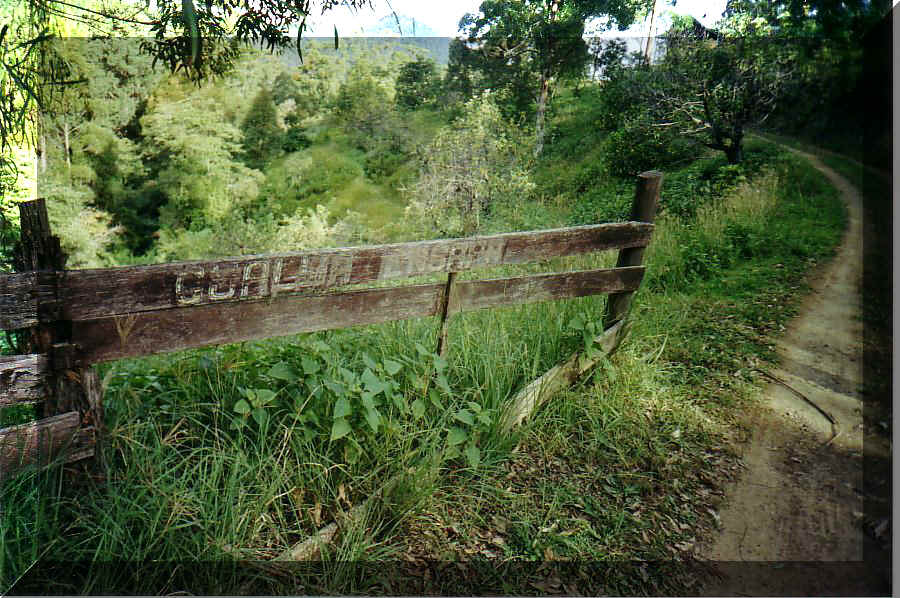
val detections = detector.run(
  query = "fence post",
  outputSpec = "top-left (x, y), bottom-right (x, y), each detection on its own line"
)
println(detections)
top-left (435, 272), bottom-right (457, 357)
top-left (602, 170), bottom-right (663, 334)
top-left (15, 199), bottom-right (103, 473)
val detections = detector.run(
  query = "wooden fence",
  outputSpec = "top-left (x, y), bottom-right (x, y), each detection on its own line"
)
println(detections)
top-left (0, 171), bottom-right (662, 478)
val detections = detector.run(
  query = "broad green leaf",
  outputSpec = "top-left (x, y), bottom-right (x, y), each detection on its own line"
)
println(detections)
top-left (383, 359), bottom-right (402, 376)
top-left (267, 361), bottom-right (297, 381)
top-left (325, 380), bottom-right (347, 397)
top-left (433, 354), bottom-right (448, 372)
top-left (233, 399), bottom-right (251, 415)
top-left (252, 407), bottom-right (268, 426)
top-left (330, 418), bottom-right (351, 441)
top-left (414, 342), bottom-right (430, 356)
top-left (362, 352), bottom-right (378, 371)
top-left (253, 389), bottom-right (277, 407)
top-left (428, 388), bottom-right (443, 409)
top-left (360, 392), bottom-right (377, 411)
top-left (569, 316), bottom-right (585, 331)
top-left (391, 393), bottom-right (406, 412)
top-left (333, 397), bottom-right (352, 419)
top-left (464, 443), bottom-right (481, 468)
top-left (454, 409), bottom-right (475, 426)
top-left (301, 357), bottom-right (321, 376)
top-left (477, 412), bottom-right (492, 426)
top-left (365, 408), bottom-right (381, 433)
top-left (435, 374), bottom-right (452, 395)
top-left (339, 367), bottom-right (357, 383)
top-left (467, 401), bottom-right (482, 413)
top-left (411, 398), bottom-right (426, 419)
top-left (447, 426), bottom-right (467, 446)
top-left (361, 369), bottom-right (387, 395)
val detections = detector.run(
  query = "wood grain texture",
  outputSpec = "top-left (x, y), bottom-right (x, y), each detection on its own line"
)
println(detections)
top-left (70, 266), bottom-right (644, 364)
top-left (500, 319), bottom-right (628, 432)
top-left (450, 266), bottom-right (644, 314)
top-left (0, 272), bottom-right (58, 330)
top-left (604, 171), bottom-right (662, 329)
top-left (72, 283), bottom-right (446, 364)
top-left (0, 411), bottom-right (91, 477)
top-left (0, 354), bottom-right (49, 406)
top-left (59, 222), bottom-right (653, 320)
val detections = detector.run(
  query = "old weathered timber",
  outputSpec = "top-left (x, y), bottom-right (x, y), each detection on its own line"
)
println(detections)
top-left (10, 199), bottom-right (99, 471)
top-left (53, 222), bottom-right (653, 321)
top-left (70, 267), bottom-right (644, 364)
top-left (435, 272), bottom-right (457, 357)
top-left (603, 171), bottom-right (663, 331)
top-left (0, 411), bottom-right (84, 477)
top-left (500, 320), bottom-right (626, 431)
top-left (15, 199), bottom-right (65, 273)
top-left (452, 266), bottom-right (644, 313)
top-left (0, 354), bottom-right (49, 406)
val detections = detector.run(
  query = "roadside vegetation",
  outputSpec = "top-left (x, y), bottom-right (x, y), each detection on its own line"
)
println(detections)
top-left (0, 0), bottom-right (886, 593)
top-left (1, 94), bottom-right (846, 594)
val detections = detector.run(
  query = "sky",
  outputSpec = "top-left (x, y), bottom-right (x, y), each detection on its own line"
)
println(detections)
top-left (303, 0), bottom-right (730, 37)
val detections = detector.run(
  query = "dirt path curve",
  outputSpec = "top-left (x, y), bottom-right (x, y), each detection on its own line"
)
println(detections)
top-left (699, 150), bottom-right (892, 595)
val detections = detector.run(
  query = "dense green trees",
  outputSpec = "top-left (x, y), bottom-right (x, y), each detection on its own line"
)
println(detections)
top-left (451, 0), bottom-right (652, 154)
top-left (395, 56), bottom-right (441, 111)
top-left (651, 31), bottom-right (793, 164)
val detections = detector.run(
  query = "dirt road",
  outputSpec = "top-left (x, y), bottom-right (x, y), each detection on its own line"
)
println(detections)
top-left (699, 151), bottom-right (892, 595)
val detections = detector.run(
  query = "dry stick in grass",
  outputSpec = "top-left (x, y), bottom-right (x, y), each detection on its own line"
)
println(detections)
top-left (499, 319), bottom-right (627, 432)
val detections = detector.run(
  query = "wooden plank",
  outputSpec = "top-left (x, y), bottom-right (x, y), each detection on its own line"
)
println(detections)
top-left (0, 272), bottom-right (59, 331)
top-left (451, 266), bottom-right (644, 314)
top-left (500, 319), bottom-right (627, 432)
top-left (0, 411), bottom-right (90, 477)
top-left (72, 283), bottom-right (446, 364)
top-left (59, 222), bottom-right (654, 320)
top-left (70, 266), bottom-right (644, 364)
top-left (0, 354), bottom-right (49, 406)
top-left (435, 272), bottom-right (457, 357)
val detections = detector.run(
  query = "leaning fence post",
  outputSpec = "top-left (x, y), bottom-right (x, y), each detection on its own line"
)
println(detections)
top-left (15, 199), bottom-right (103, 474)
top-left (435, 271), bottom-right (458, 357)
top-left (602, 170), bottom-right (663, 339)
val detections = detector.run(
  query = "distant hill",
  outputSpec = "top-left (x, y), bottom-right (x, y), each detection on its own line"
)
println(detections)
top-left (364, 14), bottom-right (442, 37)
top-left (280, 36), bottom-right (452, 67)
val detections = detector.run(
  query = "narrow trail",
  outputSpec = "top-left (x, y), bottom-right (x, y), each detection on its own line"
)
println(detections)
top-left (699, 151), bottom-right (892, 595)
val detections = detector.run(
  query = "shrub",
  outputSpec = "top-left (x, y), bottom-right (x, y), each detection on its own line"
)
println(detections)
top-left (281, 126), bottom-right (311, 153)
top-left (395, 56), bottom-right (441, 111)
top-left (406, 93), bottom-right (534, 237)
top-left (601, 114), bottom-right (699, 178)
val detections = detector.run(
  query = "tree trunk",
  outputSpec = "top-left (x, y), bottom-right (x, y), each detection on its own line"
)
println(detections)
top-left (725, 142), bottom-right (743, 164)
top-left (39, 134), bottom-right (47, 173)
top-left (534, 74), bottom-right (551, 157)
top-left (63, 120), bottom-right (71, 172)
top-left (533, 0), bottom-right (560, 157)
top-left (644, 0), bottom-right (658, 63)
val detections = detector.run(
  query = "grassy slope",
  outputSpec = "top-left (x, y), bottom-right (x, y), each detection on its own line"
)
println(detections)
top-left (1, 100), bottom-right (847, 594)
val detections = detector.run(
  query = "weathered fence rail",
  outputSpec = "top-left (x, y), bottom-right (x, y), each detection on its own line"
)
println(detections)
top-left (0, 171), bottom-right (662, 478)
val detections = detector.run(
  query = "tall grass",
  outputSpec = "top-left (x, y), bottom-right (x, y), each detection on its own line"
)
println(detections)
top-left (1, 143), bottom-right (846, 594)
